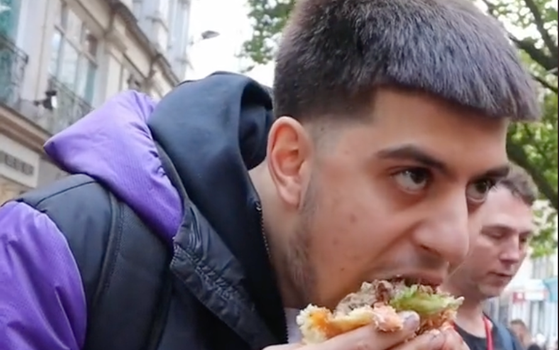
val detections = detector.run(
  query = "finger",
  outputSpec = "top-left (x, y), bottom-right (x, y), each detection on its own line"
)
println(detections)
top-left (439, 329), bottom-right (469, 350)
top-left (317, 311), bottom-right (421, 350)
top-left (392, 330), bottom-right (446, 350)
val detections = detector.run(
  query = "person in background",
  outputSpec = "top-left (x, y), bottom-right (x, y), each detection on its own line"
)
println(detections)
top-left (510, 319), bottom-right (543, 350)
top-left (443, 165), bottom-right (538, 350)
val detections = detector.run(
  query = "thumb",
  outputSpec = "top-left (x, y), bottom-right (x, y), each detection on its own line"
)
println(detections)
top-left (319, 311), bottom-right (421, 350)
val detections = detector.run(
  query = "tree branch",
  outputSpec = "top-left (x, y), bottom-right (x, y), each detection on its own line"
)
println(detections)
top-left (521, 0), bottom-right (558, 61)
top-left (480, 0), bottom-right (499, 16)
top-left (533, 74), bottom-right (559, 93)
top-left (511, 36), bottom-right (558, 74)
top-left (482, 0), bottom-right (557, 75)
top-left (507, 140), bottom-right (558, 210)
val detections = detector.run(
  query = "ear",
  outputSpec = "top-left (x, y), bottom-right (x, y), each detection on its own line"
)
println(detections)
top-left (267, 116), bottom-right (313, 208)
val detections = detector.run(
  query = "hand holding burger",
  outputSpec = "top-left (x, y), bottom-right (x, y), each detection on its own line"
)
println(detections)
top-left (264, 314), bottom-right (467, 350)
top-left (298, 280), bottom-right (463, 343)
top-left (264, 279), bottom-right (468, 350)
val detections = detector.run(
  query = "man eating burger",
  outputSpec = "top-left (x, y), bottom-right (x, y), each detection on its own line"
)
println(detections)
top-left (0, 0), bottom-right (538, 349)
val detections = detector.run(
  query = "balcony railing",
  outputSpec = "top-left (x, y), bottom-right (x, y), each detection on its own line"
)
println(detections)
top-left (47, 76), bottom-right (93, 134)
top-left (0, 32), bottom-right (28, 108)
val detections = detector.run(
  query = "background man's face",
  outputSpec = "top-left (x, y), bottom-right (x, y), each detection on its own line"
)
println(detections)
top-left (270, 88), bottom-right (510, 308)
top-left (445, 187), bottom-right (534, 299)
top-left (510, 323), bottom-right (530, 345)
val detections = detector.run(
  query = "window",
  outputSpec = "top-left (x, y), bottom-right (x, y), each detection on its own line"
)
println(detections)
top-left (167, 0), bottom-right (189, 53)
top-left (49, 1), bottom-right (98, 103)
top-left (0, 0), bottom-right (22, 39)
top-left (159, 0), bottom-right (169, 18)
top-left (118, 60), bottom-right (142, 92)
top-left (132, 0), bottom-right (143, 19)
top-left (152, 85), bottom-right (164, 100)
top-left (166, 0), bottom-right (176, 50)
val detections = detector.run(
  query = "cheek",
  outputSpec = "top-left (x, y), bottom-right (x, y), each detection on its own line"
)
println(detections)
top-left (467, 237), bottom-right (498, 266)
top-left (517, 249), bottom-right (529, 266)
top-left (307, 157), bottom-right (410, 303)
top-left (310, 195), bottom-right (375, 271)
top-left (308, 187), bottom-right (403, 284)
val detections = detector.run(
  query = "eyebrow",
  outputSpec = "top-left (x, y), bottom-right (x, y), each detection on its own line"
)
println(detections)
top-left (483, 225), bottom-right (534, 237)
top-left (482, 225), bottom-right (513, 234)
top-left (375, 144), bottom-right (511, 179)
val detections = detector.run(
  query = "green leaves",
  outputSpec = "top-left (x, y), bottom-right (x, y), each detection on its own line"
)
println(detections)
top-left (531, 201), bottom-right (558, 257)
top-left (388, 285), bottom-right (463, 316)
top-left (489, 0), bottom-right (557, 254)
top-left (242, 0), bottom-right (294, 65)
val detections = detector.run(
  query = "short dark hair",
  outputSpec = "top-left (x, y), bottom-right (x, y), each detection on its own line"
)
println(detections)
top-left (510, 319), bottom-right (528, 330)
top-left (274, 0), bottom-right (539, 122)
top-left (499, 164), bottom-right (538, 206)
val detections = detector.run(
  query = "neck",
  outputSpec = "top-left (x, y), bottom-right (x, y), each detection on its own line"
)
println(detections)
top-left (249, 163), bottom-right (301, 308)
top-left (455, 297), bottom-right (488, 337)
top-left (519, 335), bottom-right (530, 348)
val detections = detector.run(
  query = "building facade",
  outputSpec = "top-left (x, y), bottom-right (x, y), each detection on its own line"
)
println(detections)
top-left (0, 0), bottom-right (192, 203)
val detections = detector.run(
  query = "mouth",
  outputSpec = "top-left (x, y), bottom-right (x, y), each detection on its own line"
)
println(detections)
top-left (491, 272), bottom-right (514, 280)
top-left (385, 274), bottom-right (444, 289)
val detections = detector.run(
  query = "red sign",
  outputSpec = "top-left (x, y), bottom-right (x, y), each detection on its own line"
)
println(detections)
top-left (512, 292), bottom-right (525, 303)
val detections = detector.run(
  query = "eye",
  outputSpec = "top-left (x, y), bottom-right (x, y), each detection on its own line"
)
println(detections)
top-left (392, 168), bottom-right (431, 193)
top-left (466, 179), bottom-right (496, 204)
top-left (519, 233), bottom-right (532, 245)
top-left (482, 229), bottom-right (503, 240)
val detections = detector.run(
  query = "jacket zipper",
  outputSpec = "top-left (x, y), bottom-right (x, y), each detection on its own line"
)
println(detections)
top-left (256, 201), bottom-right (289, 343)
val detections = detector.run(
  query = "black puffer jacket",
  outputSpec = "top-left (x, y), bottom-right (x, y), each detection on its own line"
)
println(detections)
top-left (18, 73), bottom-right (287, 350)
top-left (147, 72), bottom-right (288, 349)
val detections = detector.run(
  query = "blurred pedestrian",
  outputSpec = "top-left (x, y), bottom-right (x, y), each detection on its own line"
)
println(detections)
top-left (443, 165), bottom-right (538, 350)
top-left (510, 319), bottom-right (542, 350)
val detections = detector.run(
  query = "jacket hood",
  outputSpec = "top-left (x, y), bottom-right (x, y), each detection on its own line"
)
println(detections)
top-left (148, 72), bottom-right (286, 342)
top-left (45, 72), bottom-right (287, 343)
top-left (45, 91), bottom-right (182, 242)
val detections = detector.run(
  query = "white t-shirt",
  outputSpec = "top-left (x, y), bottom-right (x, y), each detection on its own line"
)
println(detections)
top-left (285, 308), bottom-right (303, 344)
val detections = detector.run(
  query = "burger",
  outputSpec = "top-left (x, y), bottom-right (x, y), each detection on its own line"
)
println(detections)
top-left (297, 279), bottom-right (463, 344)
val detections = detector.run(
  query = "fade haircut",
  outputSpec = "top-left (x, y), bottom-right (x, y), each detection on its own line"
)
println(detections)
top-left (499, 164), bottom-right (538, 206)
top-left (274, 0), bottom-right (540, 122)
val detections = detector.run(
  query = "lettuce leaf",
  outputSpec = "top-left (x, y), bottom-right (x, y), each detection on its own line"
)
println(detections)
top-left (388, 285), bottom-right (463, 316)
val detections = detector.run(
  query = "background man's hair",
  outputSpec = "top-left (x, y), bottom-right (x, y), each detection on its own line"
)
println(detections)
top-left (510, 319), bottom-right (528, 330)
top-left (274, 0), bottom-right (539, 122)
top-left (499, 164), bottom-right (538, 206)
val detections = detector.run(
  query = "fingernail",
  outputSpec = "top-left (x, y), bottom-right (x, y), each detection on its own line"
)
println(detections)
top-left (400, 311), bottom-right (420, 329)
top-left (428, 330), bottom-right (445, 347)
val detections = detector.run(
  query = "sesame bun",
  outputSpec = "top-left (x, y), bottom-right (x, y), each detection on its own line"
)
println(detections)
top-left (296, 280), bottom-right (463, 344)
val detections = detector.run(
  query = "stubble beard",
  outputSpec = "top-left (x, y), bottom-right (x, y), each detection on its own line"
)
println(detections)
top-left (284, 179), bottom-right (318, 308)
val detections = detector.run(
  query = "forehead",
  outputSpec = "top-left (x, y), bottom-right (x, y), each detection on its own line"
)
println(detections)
top-left (480, 187), bottom-right (534, 232)
top-left (331, 88), bottom-right (509, 176)
top-left (369, 88), bottom-right (508, 140)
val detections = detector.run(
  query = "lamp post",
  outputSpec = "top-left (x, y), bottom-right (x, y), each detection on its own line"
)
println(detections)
top-left (188, 30), bottom-right (220, 46)
top-left (200, 30), bottom-right (220, 41)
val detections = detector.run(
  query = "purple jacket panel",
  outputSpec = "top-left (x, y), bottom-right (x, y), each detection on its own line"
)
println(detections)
top-left (0, 201), bottom-right (86, 350)
top-left (45, 91), bottom-right (182, 243)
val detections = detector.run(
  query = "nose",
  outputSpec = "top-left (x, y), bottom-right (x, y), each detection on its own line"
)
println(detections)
top-left (412, 197), bottom-right (470, 267)
top-left (499, 237), bottom-right (522, 264)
